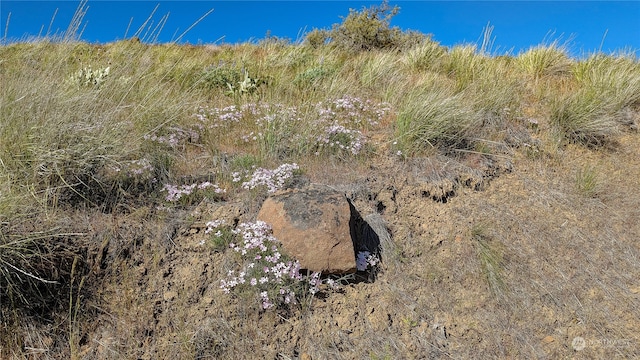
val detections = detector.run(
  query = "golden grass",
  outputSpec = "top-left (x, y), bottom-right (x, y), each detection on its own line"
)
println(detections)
top-left (1, 5), bottom-right (639, 358)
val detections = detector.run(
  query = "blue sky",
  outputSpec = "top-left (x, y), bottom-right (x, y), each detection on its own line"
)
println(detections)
top-left (1, 1), bottom-right (639, 57)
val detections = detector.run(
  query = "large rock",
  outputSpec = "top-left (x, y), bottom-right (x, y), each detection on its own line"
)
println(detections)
top-left (257, 184), bottom-right (356, 274)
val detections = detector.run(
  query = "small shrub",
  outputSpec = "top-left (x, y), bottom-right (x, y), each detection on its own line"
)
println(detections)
top-left (327, 1), bottom-right (425, 52)
top-left (68, 66), bottom-right (110, 87)
top-left (294, 66), bottom-right (334, 88)
top-left (200, 62), bottom-right (243, 90)
top-left (305, 28), bottom-right (329, 48)
top-left (229, 153), bottom-right (261, 171)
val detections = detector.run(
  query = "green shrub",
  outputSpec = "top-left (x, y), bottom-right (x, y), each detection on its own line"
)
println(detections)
top-left (200, 63), bottom-right (244, 90)
top-left (325, 1), bottom-right (426, 52)
top-left (305, 28), bottom-right (329, 49)
top-left (294, 66), bottom-right (334, 88)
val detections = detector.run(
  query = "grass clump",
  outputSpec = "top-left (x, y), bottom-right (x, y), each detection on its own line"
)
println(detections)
top-left (516, 44), bottom-right (572, 80)
top-left (575, 165), bottom-right (599, 197)
top-left (471, 223), bottom-right (507, 299)
top-left (403, 39), bottom-right (447, 72)
top-left (396, 84), bottom-right (480, 154)
top-left (550, 53), bottom-right (640, 144)
top-left (550, 88), bottom-right (620, 144)
top-left (0, 37), bottom-right (209, 321)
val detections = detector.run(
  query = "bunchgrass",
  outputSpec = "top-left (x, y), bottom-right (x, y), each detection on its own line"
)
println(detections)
top-left (550, 52), bottom-right (640, 144)
top-left (471, 222), bottom-right (507, 299)
top-left (516, 43), bottom-right (572, 80)
top-left (575, 165), bottom-right (599, 197)
top-left (396, 83), bottom-right (479, 154)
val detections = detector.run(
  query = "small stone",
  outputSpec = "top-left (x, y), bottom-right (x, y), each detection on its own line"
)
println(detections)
top-left (542, 335), bottom-right (555, 344)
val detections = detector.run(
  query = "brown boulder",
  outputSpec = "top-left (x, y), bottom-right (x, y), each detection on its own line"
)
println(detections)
top-left (257, 184), bottom-right (356, 274)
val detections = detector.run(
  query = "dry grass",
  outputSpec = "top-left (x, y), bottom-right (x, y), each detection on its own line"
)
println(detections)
top-left (1, 4), bottom-right (640, 359)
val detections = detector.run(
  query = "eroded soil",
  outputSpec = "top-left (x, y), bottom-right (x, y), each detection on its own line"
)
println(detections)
top-left (13, 132), bottom-right (640, 360)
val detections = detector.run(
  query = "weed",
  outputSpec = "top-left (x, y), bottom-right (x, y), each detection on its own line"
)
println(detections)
top-left (204, 220), bottom-right (235, 251)
top-left (471, 223), bottom-right (507, 299)
top-left (68, 65), bottom-right (111, 88)
top-left (200, 62), bottom-right (243, 90)
top-left (225, 69), bottom-right (267, 98)
top-left (294, 66), bottom-right (334, 88)
top-left (575, 165), bottom-right (599, 197)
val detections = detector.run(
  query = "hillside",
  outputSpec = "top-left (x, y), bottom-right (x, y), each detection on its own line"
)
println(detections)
top-left (1, 7), bottom-right (639, 359)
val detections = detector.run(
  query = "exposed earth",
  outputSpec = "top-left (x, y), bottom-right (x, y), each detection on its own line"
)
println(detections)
top-left (11, 130), bottom-right (639, 359)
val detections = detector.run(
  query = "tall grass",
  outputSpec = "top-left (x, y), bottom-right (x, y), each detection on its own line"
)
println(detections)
top-left (0, 9), bottom-right (217, 322)
top-left (396, 45), bottom-right (521, 154)
top-left (1, 3), bottom-right (639, 357)
top-left (550, 53), bottom-right (640, 143)
top-left (396, 80), bottom-right (479, 153)
top-left (516, 44), bottom-right (572, 80)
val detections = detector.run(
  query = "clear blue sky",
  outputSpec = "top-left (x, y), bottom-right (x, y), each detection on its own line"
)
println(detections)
top-left (1, 1), bottom-right (639, 57)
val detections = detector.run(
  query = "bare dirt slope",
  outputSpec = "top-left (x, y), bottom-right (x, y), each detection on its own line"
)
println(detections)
top-left (17, 133), bottom-right (639, 360)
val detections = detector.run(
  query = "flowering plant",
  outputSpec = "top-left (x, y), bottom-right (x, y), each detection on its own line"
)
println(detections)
top-left (161, 181), bottom-right (226, 204)
top-left (233, 163), bottom-right (300, 194)
top-left (356, 251), bottom-right (380, 271)
top-left (315, 124), bottom-right (364, 156)
top-left (219, 221), bottom-right (320, 310)
top-left (315, 95), bottom-right (391, 129)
